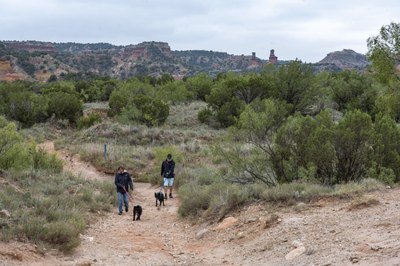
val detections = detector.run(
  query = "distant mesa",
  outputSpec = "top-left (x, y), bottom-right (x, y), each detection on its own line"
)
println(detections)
top-left (318, 49), bottom-right (368, 70)
top-left (0, 39), bottom-right (369, 82)
top-left (3, 41), bottom-right (57, 55)
top-left (123, 41), bottom-right (172, 59)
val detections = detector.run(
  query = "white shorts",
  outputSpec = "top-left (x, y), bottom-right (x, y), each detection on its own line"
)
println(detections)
top-left (163, 178), bottom-right (174, 187)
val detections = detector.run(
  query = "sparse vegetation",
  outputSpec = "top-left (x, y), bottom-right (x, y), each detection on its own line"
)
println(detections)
top-left (0, 170), bottom-right (115, 253)
top-left (347, 195), bottom-right (380, 211)
top-left (0, 117), bottom-right (115, 253)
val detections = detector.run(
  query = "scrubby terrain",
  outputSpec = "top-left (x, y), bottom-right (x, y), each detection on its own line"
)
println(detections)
top-left (1, 23), bottom-right (400, 265)
top-left (1, 142), bottom-right (400, 266)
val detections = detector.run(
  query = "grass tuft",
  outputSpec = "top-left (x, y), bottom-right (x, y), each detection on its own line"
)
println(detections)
top-left (347, 196), bottom-right (380, 211)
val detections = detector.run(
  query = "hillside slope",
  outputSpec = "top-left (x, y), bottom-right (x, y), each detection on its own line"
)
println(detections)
top-left (0, 41), bottom-right (369, 81)
top-left (314, 49), bottom-right (369, 72)
top-left (0, 41), bottom-right (266, 80)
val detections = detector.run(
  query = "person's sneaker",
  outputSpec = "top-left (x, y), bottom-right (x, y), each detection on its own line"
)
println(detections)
top-left (118, 212), bottom-right (122, 215)
top-left (125, 206), bottom-right (128, 212)
top-left (169, 193), bottom-right (173, 198)
top-left (164, 193), bottom-right (168, 200)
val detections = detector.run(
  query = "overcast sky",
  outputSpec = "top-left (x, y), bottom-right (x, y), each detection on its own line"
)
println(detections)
top-left (1, 0), bottom-right (399, 62)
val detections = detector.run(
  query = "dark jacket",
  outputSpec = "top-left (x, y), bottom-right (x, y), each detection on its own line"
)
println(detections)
top-left (115, 171), bottom-right (133, 193)
top-left (161, 159), bottom-right (175, 178)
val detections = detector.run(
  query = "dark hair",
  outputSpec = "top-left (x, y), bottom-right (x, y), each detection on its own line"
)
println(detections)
top-left (167, 154), bottom-right (172, 159)
top-left (118, 166), bottom-right (124, 170)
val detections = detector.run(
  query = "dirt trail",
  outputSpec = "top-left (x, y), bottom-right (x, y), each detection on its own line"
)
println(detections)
top-left (39, 141), bottom-right (110, 180)
top-left (2, 142), bottom-right (400, 265)
top-left (30, 141), bottom-right (203, 265)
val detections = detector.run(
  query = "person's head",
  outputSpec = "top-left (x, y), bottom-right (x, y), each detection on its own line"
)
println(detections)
top-left (167, 154), bottom-right (172, 161)
top-left (117, 166), bottom-right (124, 173)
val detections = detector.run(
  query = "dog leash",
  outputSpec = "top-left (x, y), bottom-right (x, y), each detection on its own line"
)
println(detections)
top-left (159, 180), bottom-right (165, 193)
top-left (118, 183), bottom-right (130, 200)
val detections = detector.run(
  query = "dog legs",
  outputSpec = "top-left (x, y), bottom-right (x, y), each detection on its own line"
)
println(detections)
top-left (133, 206), bottom-right (142, 221)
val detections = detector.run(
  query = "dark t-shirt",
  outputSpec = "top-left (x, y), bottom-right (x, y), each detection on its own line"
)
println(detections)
top-left (161, 160), bottom-right (175, 178)
top-left (114, 172), bottom-right (133, 193)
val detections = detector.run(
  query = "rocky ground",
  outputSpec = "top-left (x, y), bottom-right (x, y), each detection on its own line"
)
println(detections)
top-left (1, 143), bottom-right (400, 266)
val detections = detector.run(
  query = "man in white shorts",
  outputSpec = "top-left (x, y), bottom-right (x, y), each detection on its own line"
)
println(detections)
top-left (161, 154), bottom-right (175, 199)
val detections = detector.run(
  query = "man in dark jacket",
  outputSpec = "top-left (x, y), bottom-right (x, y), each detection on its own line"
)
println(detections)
top-left (161, 154), bottom-right (175, 199)
top-left (115, 166), bottom-right (133, 215)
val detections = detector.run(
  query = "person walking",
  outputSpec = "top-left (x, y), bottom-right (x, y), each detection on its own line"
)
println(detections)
top-left (115, 166), bottom-right (133, 215)
top-left (161, 154), bottom-right (175, 199)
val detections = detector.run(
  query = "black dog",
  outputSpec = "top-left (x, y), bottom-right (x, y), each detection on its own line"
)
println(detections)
top-left (155, 192), bottom-right (165, 207)
top-left (133, 205), bottom-right (142, 221)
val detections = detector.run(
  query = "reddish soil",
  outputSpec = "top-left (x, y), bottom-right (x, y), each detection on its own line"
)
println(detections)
top-left (1, 142), bottom-right (400, 265)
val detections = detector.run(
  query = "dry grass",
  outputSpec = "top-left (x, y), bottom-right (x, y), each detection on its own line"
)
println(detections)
top-left (263, 214), bottom-right (281, 229)
top-left (165, 101), bottom-right (210, 130)
top-left (347, 196), bottom-right (380, 211)
top-left (0, 170), bottom-right (115, 253)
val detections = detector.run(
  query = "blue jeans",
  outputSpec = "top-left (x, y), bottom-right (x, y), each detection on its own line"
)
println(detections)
top-left (117, 192), bottom-right (129, 214)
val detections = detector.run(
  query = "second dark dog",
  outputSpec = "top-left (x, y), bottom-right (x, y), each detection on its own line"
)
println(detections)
top-left (133, 205), bottom-right (142, 221)
top-left (155, 192), bottom-right (165, 207)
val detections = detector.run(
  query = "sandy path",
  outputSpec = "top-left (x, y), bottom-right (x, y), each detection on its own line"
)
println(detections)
top-left (39, 141), bottom-right (110, 180)
top-left (47, 182), bottom-right (197, 266)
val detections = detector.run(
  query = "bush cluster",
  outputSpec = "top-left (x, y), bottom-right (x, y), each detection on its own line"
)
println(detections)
top-left (0, 81), bottom-right (83, 127)
top-left (0, 116), bottom-right (62, 171)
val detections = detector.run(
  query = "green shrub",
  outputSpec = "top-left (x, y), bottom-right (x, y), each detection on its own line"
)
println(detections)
top-left (261, 183), bottom-right (327, 204)
top-left (198, 108), bottom-right (213, 124)
top-left (373, 114), bottom-right (400, 180)
top-left (44, 219), bottom-right (85, 253)
top-left (335, 110), bottom-right (375, 183)
top-left (273, 110), bottom-right (337, 184)
top-left (329, 70), bottom-right (376, 113)
top-left (22, 216), bottom-right (48, 242)
top-left (30, 145), bottom-right (63, 172)
top-left (366, 163), bottom-right (396, 185)
top-left (152, 145), bottom-right (183, 163)
top-left (0, 118), bottom-right (25, 170)
top-left (178, 183), bottom-right (212, 218)
top-left (108, 78), bottom-right (155, 117)
top-left (185, 73), bottom-right (213, 101)
top-left (77, 113), bottom-right (102, 129)
top-left (46, 92), bottom-right (83, 123)
top-left (132, 95), bottom-right (169, 126)
top-left (374, 94), bottom-right (400, 122)
top-left (6, 92), bottom-right (48, 127)
top-left (156, 80), bottom-right (194, 104)
top-left (205, 183), bottom-right (249, 220)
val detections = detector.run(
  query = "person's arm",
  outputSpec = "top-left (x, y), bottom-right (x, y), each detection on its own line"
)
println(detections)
top-left (171, 161), bottom-right (175, 177)
top-left (115, 174), bottom-right (123, 189)
top-left (128, 174), bottom-right (133, 190)
top-left (161, 161), bottom-right (164, 177)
